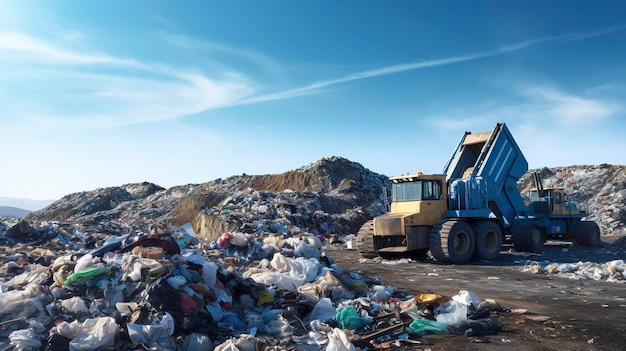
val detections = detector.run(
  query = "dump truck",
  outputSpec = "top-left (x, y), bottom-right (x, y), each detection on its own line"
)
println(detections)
top-left (356, 122), bottom-right (601, 264)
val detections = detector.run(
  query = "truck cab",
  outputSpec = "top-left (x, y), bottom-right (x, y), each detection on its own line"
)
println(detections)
top-left (368, 173), bottom-right (447, 256)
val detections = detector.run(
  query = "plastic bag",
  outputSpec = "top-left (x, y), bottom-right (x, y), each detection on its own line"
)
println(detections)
top-left (61, 296), bottom-right (89, 315)
top-left (407, 319), bottom-right (449, 335)
top-left (9, 322), bottom-right (46, 351)
top-left (202, 261), bottom-right (218, 286)
top-left (230, 232), bottom-right (253, 247)
top-left (182, 332), bottom-right (214, 351)
top-left (74, 254), bottom-right (102, 273)
top-left (327, 328), bottom-right (356, 351)
top-left (452, 290), bottom-right (480, 310)
top-left (63, 267), bottom-right (106, 286)
top-left (435, 300), bottom-right (467, 325)
top-left (66, 317), bottom-right (119, 351)
top-left (336, 306), bottom-right (373, 330)
top-left (305, 297), bottom-right (336, 324)
top-left (217, 232), bottom-right (234, 248)
top-left (127, 324), bottom-right (176, 351)
top-left (370, 284), bottom-right (393, 301)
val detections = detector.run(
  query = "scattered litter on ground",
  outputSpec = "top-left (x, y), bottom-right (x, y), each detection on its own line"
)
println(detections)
top-left (520, 259), bottom-right (626, 283)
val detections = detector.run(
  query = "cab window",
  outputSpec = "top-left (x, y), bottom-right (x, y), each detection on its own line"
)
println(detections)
top-left (392, 180), bottom-right (441, 201)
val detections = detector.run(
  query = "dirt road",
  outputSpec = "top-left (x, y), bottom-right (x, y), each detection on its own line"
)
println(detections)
top-left (327, 237), bottom-right (626, 351)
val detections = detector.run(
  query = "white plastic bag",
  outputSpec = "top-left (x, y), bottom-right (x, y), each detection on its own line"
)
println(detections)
top-left (67, 317), bottom-right (119, 351)
top-left (327, 328), bottom-right (356, 351)
top-left (61, 296), bottom-right (89, 315)
top-left (435, 300), bottom-right (468, 325)
top-left (452, 290), bottom-right (480, 310)
top-left (127, 324), bottom-right (176, 351)
top-left (304, 297), bottom-right (336, 324)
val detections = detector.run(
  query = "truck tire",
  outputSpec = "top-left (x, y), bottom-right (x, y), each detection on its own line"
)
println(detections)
top-left (512, 219), bottom-right (543, 253)
top-left (356, 220), bottom-right (377, 258)
top-left (574, 221), bottom-right (601, 247)
top-left (472, 220), bottom-right (502, 260)
top-left (430, 220), bottom-right (475, 264)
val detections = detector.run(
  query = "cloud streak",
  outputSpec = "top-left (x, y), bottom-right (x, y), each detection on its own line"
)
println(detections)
top-left (1, 25), bottom-right (622, 129)
top-left (244, 36), bottom-right (566, 104)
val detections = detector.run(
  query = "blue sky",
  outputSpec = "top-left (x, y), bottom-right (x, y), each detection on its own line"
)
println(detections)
top-left (1, 1), bottom-right (625, 201)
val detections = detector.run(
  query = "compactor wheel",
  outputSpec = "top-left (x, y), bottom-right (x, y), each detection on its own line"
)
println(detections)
top-left (472, 220), bottom-right (502, 260)
top-left (512, 219), bottom-right (544, 253)
top-left (356, 220), bottom-right (377, 258)
top-left (429, 220), bottom-right (475, 264)
top-left (574, 221), bottom-right (601, 247)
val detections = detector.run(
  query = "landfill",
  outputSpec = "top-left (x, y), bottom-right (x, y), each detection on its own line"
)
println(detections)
top-left (1, 215), bottom-right (508, 351)
top-left (1, 159), bottom-right (624, 350)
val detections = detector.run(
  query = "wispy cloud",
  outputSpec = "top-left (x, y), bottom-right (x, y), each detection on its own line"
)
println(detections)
top-left (0, 31), bottom-right (256, 129)
top-left (244, 36), bottom-right (566, 104)
top-left (424, 84), bottom-right (618, 132)
top-left (0, 31), bottom-right (135, 66)
top-left (159, 32), bottom-right (284, 77)
top-left (520, 86), bottom-right (617, 124)
top-left (1, 24), bottom-right (622, 129)
top-left (568, 24), bottom-right (626, 41)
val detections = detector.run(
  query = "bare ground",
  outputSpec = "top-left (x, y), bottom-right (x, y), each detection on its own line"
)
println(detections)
top-left (327, 234), bottom-right (626, 351)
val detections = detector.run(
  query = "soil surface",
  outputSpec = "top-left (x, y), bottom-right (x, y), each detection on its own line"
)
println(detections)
top-left (326, 235), bottom-right (626, 351)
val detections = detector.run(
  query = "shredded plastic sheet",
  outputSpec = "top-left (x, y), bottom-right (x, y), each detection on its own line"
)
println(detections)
top-left (407, 319), bottom-right (449, 335)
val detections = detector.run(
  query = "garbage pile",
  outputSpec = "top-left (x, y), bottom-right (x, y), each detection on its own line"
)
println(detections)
top-left (200, 186), bottom-right (385, 241)
top-left (22, 157), bottom-right (391, 243)
top-left (1, 221), bottom-right (509, 351)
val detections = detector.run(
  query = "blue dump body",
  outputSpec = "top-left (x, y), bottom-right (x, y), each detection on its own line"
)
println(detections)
top-left (442, 123), bottom-right (529, 226)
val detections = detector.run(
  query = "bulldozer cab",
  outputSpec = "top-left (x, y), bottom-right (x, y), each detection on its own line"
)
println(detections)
top-left (527, 187), bottom-right (582, 216)
top-left (528, 171), bottom-right (583, 216)
top-left (388, 173), bottom-right (447, 226)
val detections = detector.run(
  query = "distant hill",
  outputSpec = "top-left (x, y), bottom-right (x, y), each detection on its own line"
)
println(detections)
top-left (0, 197), bottom-right (55, 211)
top-left (0, 206), bottom-right (30, 218)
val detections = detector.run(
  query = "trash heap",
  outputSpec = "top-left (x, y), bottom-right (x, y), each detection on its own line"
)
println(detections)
top-left (201, 187), bottom-right (378, 239)
top-left (1, 222), bottom-right (508, 351)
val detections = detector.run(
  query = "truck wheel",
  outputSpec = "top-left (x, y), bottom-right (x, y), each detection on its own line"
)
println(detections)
top-left (512, 220), bottom-right (543, 253)
top-left (472, 221), bottom-right (502, 260)
top-left (356, 220), bottom-right (377, 258)
top-left (430, 220), bottom-right (475, 264)
top-left (574, 221), bottom-right (601, 247)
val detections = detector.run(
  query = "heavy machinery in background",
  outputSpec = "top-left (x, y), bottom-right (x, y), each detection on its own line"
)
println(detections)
top-left (356, 122), bottom-right (601, 264)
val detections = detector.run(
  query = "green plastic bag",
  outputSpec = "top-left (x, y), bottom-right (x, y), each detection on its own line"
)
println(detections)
top-left (407, 318), bottom-right (449, 335)
top-left (335, 306), bottom-right (373, 330)
top-left (63, 267), bottom-right (107, 286)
